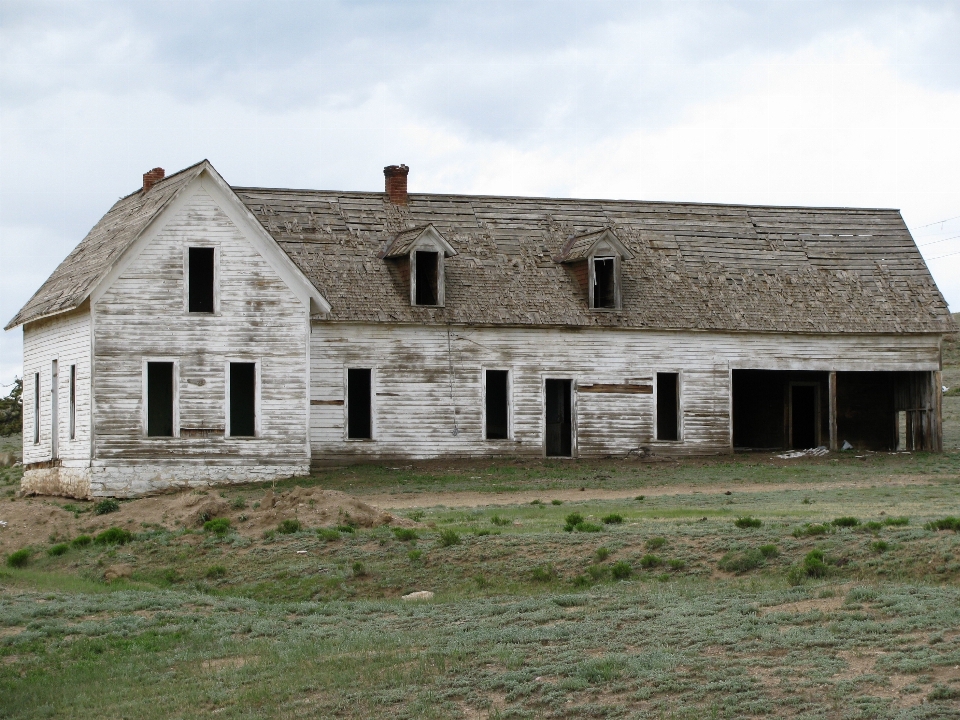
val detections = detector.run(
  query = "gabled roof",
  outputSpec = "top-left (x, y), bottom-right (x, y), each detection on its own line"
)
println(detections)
top-left (555, 228), bottom-right (635, 262)
top-left (378, 224), bottom-right (458, 259)
top-left (5, 161), bottom-right (207, 330)
top-left (235, 186), bottom-right (954, 334)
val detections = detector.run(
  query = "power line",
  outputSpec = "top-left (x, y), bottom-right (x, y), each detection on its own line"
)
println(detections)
top-left (919, 234), bottom-right (960, 247)
top-left (926, 249), bottom-right (960, 261)
top-left (914, 214), bottom-right (960, 230)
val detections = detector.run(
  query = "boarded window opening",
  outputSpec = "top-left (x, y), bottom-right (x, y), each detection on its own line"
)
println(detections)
top-left (347, 368), bottom-right (372, 439)
top-left (33, 372), bottom-right (39, 444)
top-left (188, 247), bottom-right (215, 313)
top-left (897, 410), bottom-right (907, 451)
top-left (230, 362), bottom-right (256, 437)
top-left (414, 251), bottom-right (440, 306)
top-left (69, 365), bottom-right (76, 440)
top-left (593, 257), bottom-right (616, 309)
top-left (147, 362), bottom-right (174, 437)
top-left (545, 379), bottom-right (573, 456)
top-left (485, 370), bottom-right (509, 440)
top-left (51, 360), bottom-right (58, 460)
top-left (657, 372), bottom-right (679, 441)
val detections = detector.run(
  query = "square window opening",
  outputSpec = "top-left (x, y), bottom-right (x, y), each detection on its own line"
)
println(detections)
top-left (414, 251), bottom-right (440, 306)
top-left (593, 257), bottom-right (616, 309)
top-left (657, 372), bottom-right (679, 441)
top-left (230, 362), bottom-right (257, 437)
top-left (147, 362), bottom-right (175, 437)
top-left (347, 368), bottom-right (372, 439)
top-left (188, 247), bottom-right (215, 313)
top-left (485, 370), bottom-right (509, 440)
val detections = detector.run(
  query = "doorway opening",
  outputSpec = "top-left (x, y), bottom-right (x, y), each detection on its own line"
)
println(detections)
top-left (545, 379), bottom-right (572, 457)
top-left (789, 383), bottom-right (819, 449)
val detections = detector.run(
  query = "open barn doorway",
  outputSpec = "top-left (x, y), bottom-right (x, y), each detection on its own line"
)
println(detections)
top-left (545, 379), bottom-right (573, 457)
top-left (733, 370), bottom-right (941, 452)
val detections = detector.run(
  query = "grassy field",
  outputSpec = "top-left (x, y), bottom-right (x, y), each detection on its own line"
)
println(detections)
top-left (2, 444), bottom-right (960, 718)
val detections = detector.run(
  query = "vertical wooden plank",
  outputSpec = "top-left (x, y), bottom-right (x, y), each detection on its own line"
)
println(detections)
top-left (828, 371), bottom-right (838, 451)
top-left (935, 370), bottom-right (943, 452)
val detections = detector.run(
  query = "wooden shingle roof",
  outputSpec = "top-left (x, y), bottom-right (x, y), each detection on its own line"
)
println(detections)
top-left (235, 187), bottom-right (953, 334)
top-left (8, 159), bottom-right (953, 335)
top-left (5, 161), bottom-right (207, 330)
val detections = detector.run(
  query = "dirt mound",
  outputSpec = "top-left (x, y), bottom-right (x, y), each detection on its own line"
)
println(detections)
top-left (0, 485), bottom-right (411, 553)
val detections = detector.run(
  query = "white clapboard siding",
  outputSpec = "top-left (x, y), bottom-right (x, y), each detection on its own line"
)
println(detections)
top-left (310, 323), bottom-right (940, 460)
top-left (22, 307), bottom-right (92, 466)
top-left (93, 188), bottom-right (309, 465)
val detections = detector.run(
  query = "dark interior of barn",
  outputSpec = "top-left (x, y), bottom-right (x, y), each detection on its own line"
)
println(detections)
top-left (732, 369), bottom-right (940, 452)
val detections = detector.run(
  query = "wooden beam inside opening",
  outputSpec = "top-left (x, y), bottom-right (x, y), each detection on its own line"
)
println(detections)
top-left (828, 371), bottom-right (838, 451)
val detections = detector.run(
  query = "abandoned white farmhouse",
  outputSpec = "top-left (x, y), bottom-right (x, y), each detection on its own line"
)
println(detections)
top-left (6, 160), bottom-right (954, 498)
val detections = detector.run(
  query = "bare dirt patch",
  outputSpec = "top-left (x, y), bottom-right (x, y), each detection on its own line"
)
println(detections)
top-left (0, 486), bottom-right (412, 552)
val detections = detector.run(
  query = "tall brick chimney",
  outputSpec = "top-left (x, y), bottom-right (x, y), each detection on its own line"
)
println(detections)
top-left (142, 167), bottom-right (165, 193)
top-left (384, 164), bottom-right (409, 205)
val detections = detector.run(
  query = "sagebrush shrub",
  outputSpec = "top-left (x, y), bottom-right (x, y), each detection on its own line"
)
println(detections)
top-left (758, 544), bottom-right (779, 558)
top-left (437, 529), bottom-right (461, 547)
top-left (884, 516), bottom-right (909, 527)
top-left (531, 564), bottom-right (557, 582)
top-left (392, 527), bottom-right (418, 542)
top-left (277, 519), bottom-right (302, 534)
top-left (793, 523), bottom-right (831, 537)
top-left (335, 525), bottom-right (355, 533)
top-left (734, 516), bottom-right (762, 529)
top-left (639, 554), bottom-right (662, 569)
top-left (646, 537), bottom-right (666, 550)
top-left (94, 527), bottom-right (132, 545)
top-left (595, 546), bottom-right (611, 562)
top-left (94, 499), bottom-right (120, 515)
top-left (718, 549), bottom-right (764, 573)
top-left (832, 516), bottom-right (860, 528)
top-left (667, 558), bottom-right (686, 571)
top-left (71, 535), bottom-right (92, 548)
top-left (565, 513), bottom-right (584, 527)
top-left (352, 561), bottom-right (366, 577)
top-left (206, 565), bottom-right (226, 579)
top-left (551, 499), bottom-right (563, 506)
top-left (490, 515), bottom-right (510, 526)
top-left (47, 543), bottom-right (69, 557)
top-left (587, 565), bottom-right (607, 580)
top-left (927, 517), bottom-right (960, 532)
top-left (864, 521), bottom-right (883, 532)
top-left (871, 540), bottom-right (889, 553)
top-left (6, 549), bottom-right (30, 568)
top-left (203, 518), bottom-right (231, 536)
top-left (317, 528), bottom-right (340, 542)
top-left (803, 549), bottom-right (829, 578)
top-left (611, 560), bottom-right (633, 579)
top-left (602, 514), bottom-right (623, 525)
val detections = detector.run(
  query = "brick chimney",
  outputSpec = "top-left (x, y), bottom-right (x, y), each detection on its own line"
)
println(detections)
top-left (384, 164), bottom-right (409, 205)
top-left (142, 167), bottom-right (165, 193)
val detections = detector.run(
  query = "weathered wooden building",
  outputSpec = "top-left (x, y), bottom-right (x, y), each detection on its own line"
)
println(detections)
top-left (6, 160), bottom-right (954, 497)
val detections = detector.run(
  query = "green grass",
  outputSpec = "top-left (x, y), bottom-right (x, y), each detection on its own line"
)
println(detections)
top-left (3, 454), bottom-right (960, 718)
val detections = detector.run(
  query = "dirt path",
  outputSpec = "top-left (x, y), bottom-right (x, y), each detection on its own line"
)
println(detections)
top-left (366, 476), bottom-right (938, 509)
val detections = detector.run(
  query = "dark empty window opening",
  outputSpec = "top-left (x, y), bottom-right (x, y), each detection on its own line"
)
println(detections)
top-left (230, 363), bottom-right (257, 437)
top-left (657, 373), bottom-right (679, 441)
top-left (188, 247), bottom-right (215, 313)
top-left (69, 365), bottom-right (76, 440)
top-left (33, 373), bottom-right (40, 444)
top-left (593, 257), bottom-right (616, 309)
top-left (545, 379), bottom-right (573, 457)
top-left (414, 251), bottom-right (440, 306)
top-left (790, 384), bottom-right (818, 449)
top-left (147, 362), bottom-right (174, 437)
top-left (485, 370), bottom-right (509, 440)
top-left (347, 368), bottom-right (372, 439)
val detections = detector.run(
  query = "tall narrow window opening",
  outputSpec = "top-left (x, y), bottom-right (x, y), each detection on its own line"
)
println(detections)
top-left (656, 372), bottom-right (679, 441)
top-left (347, 369), bottom-right (372, 439)
top-left (33, 372), bottom-right (40, 444)
top-left (188, 247), bottom-right (215, 313)
top-left (229, 362), bottom-right (257, 437)
top-left (69, 365), bottom-right (76, 440)
top-left (50, 360), bottom-right (58, 460)
top-left (146, 362), bottom-right (175, 437)
top-left (593, 257), bottom-right (616, 309)
top-left (485, 370), bottom-right (509, 440)
top-left (414, 251), bottom-right (440, 306)
top-left (545, 379), bottom-right (573, 457)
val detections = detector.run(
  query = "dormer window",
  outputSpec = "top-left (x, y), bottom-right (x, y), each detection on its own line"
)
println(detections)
top-left (379, 224), bottom-right (458, 308)
top-left (414, 250), bottom-right (442, 306)
top-left (555, 228), bottom-right (633, 311)
top-left (592, 256), bottom-right (617, 309)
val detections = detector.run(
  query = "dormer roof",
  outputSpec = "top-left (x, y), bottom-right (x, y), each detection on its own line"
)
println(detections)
top-left (378, 224), bottom-right (458, 259)
top-left (555, 228), bottom-right (635, 263)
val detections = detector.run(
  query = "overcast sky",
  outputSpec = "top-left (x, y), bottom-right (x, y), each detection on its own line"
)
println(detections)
top-left (2, 0), bottom-right (959, 387)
